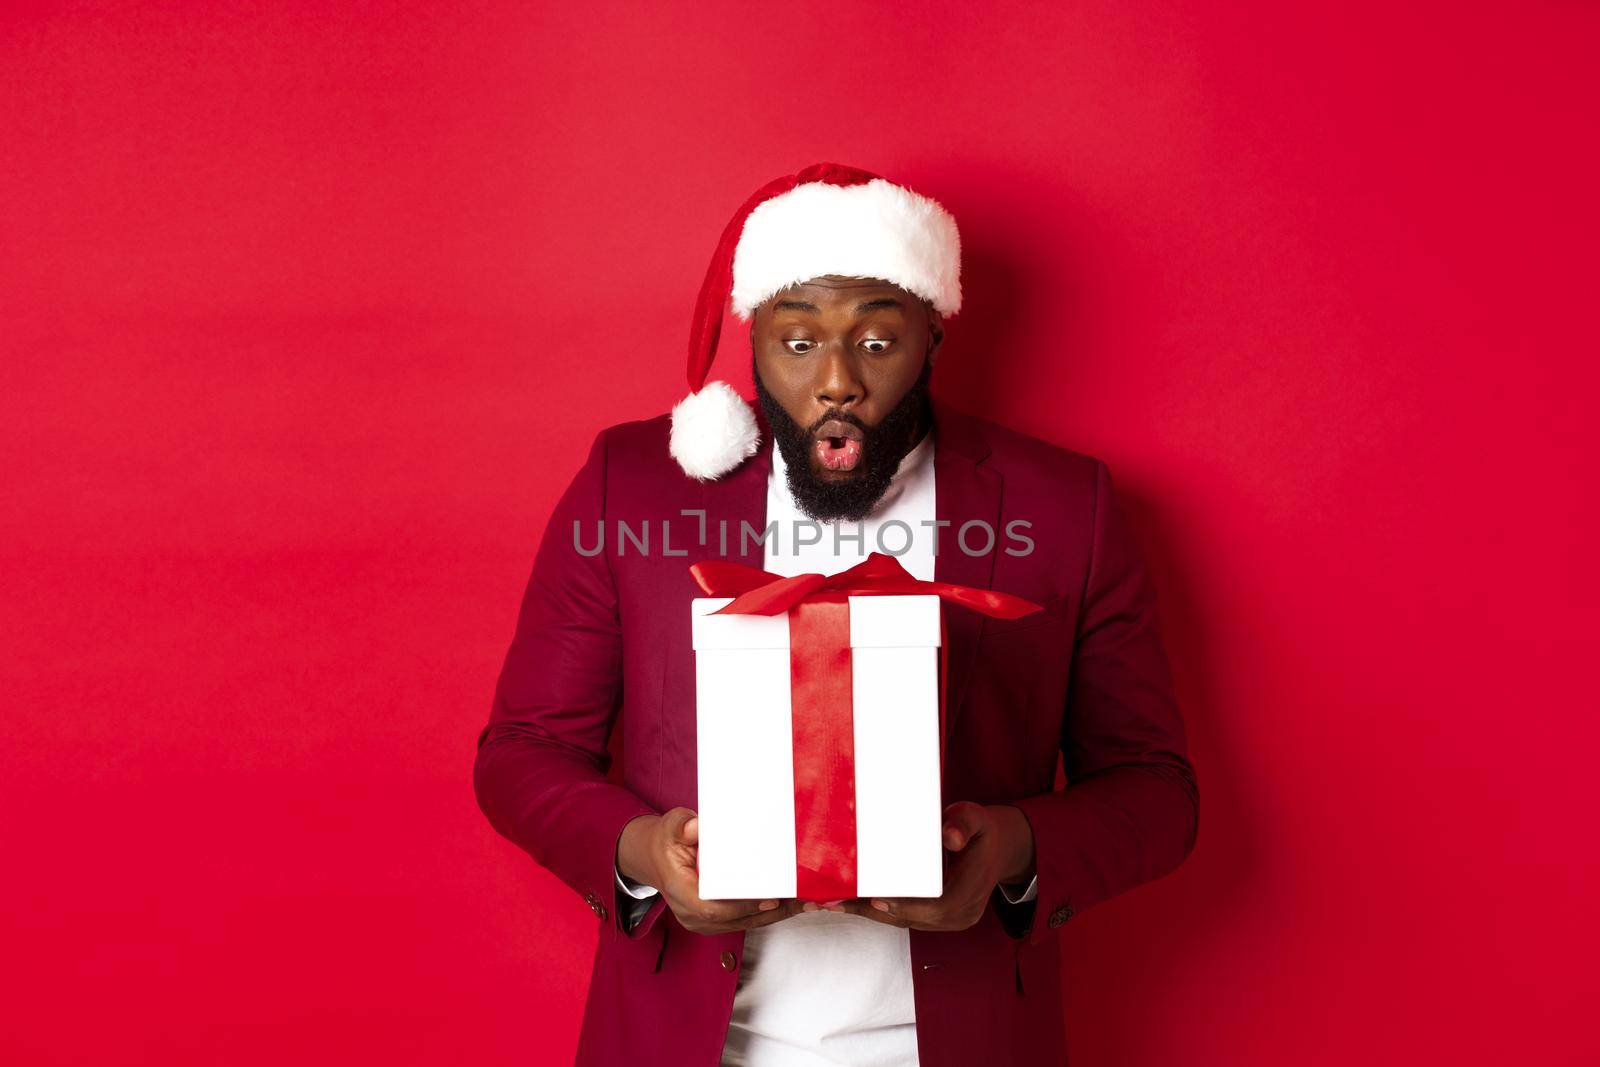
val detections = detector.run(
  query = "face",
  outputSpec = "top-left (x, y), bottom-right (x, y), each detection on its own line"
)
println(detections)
top-left (751, 275), bottom-right (944, 521)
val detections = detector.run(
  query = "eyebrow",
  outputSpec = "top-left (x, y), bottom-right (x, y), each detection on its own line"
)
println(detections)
top-left (772, 297), bottom-right (905, 314)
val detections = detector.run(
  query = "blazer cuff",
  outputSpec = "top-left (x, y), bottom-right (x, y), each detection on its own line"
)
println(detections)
top-left (609, 818), bottom-right (668, 941)
top-left (1008, 766), bottom-right (1198, 948)
top-left (589, 793), bottom-right (662, 938)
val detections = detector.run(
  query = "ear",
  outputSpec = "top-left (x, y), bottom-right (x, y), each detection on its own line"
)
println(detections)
top-left (926, 308), bottom-right (945, 363)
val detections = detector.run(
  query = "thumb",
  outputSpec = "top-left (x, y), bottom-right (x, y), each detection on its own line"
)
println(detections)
top-left (942, 802), bottom-right (985, 851)
top-left (661, 806), bottom-right (698, 846)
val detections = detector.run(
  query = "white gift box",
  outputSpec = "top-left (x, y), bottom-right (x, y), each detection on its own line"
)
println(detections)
top-left (691, 594), bottom-right (945, 900)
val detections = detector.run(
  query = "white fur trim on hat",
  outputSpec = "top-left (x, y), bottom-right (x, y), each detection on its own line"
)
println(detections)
top-left (669, 380), bottom-right (761, 481)
top-left (729, 178), bottom-right (961, 319)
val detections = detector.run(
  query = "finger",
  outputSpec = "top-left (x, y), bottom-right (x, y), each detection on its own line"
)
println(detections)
top-left (799, 898), bottom-right (848, 912)
top-left (942, 802), bottom-right (986, 851)
top-left (860, 897), bottom-right (925, 927)
top-left (658, 807), bottom-right (695, 844)
top-left (937, 843), bottom-right (994, 908)
top-left (743, 899), bottom-right (806, 928)
top-left (867, 892), bottom-right (953, 929)
top-left (694, 898), bottom-right (799, 934)
top-left (711, 897), bottom-right (782, 914)
top-left (696, 896), bottom-right (783, 925)
top-left (660, 837), bottom-right (700, 879)
top-left (837, 899), bottom-right (904, 926)
top-left (680, 813), bottom-right (699, 847)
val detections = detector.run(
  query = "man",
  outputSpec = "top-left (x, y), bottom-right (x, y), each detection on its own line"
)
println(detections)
top-left (474, 163), bottom-right (1198, 1067)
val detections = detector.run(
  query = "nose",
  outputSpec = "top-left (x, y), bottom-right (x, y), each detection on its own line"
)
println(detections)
top-left (814, 347), bottom-right (863, 410)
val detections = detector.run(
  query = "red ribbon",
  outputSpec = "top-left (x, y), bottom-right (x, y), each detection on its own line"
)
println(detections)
top-left (692, 551), bottom-right (1043, 621)
top-left (691, 552), bottom-right (1041, 900)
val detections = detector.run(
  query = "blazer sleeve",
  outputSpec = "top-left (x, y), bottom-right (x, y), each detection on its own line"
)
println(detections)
top-left (473, 428), bottom-right (663, 940)
top-left (1006, 459), bottom-right (1199, 946)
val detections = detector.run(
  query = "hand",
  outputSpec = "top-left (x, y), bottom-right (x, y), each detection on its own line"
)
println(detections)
top-left (829, 801), bottom-right (1036, 931)
top-left (617, 807), bottom-right (806, 935)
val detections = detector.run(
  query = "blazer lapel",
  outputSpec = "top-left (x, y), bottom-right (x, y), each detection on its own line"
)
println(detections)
top-left (930, 399), bottom-right (1001, 751)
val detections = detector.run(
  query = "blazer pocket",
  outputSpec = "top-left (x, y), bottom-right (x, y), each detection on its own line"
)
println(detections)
top-left (980, 592), bottom-right (1072, 639)
top-left (607, 909), bottom-right (669, 974)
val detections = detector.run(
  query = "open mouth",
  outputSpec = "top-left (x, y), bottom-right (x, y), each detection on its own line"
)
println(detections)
top-left (812, 418), bottom-right (865, 472)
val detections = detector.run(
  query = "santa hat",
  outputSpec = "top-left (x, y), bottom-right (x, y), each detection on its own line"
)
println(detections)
top-left (669, 162), bottom-right (963, 481)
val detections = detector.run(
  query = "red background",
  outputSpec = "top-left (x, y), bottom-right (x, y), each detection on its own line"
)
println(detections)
top-left (4, 2), bottom-right (1596, 1063)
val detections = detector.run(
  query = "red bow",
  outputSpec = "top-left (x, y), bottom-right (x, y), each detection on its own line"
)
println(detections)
top-left (690, 552), bottom-right (1041, 901)
top-left (689, 551), bottom-right (1043, 620)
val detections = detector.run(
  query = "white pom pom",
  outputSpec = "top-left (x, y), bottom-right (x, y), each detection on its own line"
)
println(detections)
top-left (669, 380), bottom-right (761, 481)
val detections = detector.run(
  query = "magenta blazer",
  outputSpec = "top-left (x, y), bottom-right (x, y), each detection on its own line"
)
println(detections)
top-left (474, 399), bottom-right (1198, 1066)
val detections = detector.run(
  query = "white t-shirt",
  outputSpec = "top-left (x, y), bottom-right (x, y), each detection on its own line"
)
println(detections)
top-left (617, 432), bottom-right (1037, 1067)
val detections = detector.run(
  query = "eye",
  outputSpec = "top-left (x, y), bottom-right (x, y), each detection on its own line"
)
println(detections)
top-left (860, 337), bottom-right (894, 354)
top-left (783, 338), bottom-right (818, 354)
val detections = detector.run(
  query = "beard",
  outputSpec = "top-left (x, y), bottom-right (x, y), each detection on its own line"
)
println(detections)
top-left (752, 351), bottom-right (933, 523)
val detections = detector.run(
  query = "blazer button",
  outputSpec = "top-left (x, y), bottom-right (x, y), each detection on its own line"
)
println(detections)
top-left (719, 951), bottom-right (737, 972)
top-left (595, 903), bottom-right (608, 922)
top-left (1048, 905), bottom-right (1074, 928)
